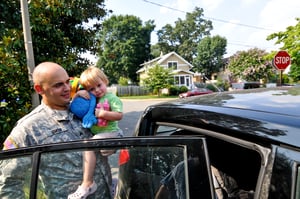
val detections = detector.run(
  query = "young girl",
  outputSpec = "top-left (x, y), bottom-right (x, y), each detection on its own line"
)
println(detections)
top-left (68, 66), bottom-right (123, 199)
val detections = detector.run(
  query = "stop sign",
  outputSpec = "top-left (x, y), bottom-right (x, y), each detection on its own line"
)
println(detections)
top-left (273, 50), bottom-right (291, 70)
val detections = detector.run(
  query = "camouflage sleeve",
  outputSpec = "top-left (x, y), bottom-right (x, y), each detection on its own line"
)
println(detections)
top-left (0, 157), bottom-right (31, 198)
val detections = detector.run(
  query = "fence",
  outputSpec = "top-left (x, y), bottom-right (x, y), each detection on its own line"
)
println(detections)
top-left (108, 86), bottom-right (151, 97)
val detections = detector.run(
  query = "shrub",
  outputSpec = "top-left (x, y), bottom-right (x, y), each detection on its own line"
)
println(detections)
top-left (169, 86), bottom-right (180, 96)
top-left (179, 86), bottom-right (188, 93)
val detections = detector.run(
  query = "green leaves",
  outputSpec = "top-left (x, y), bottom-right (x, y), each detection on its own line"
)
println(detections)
top-left (0, 0), bottom-right (107, 138)
top-left (96, 15), bottom-right (155, 84)
top-left (227, 48), bottom-right (275, 82)
top-left (267, 18), bottom-right (300, 82)
top-left (143, 65), bottom-right (173, 94)
top-left (193, 35), bottom-right (227, 77)
top-left (156, 7), bottom-right (213, 63)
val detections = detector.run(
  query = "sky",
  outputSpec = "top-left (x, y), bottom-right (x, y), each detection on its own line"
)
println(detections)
top-left (103, 0), bottom-right (300, 57)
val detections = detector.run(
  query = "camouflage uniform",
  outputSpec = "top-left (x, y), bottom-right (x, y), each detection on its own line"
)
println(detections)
top-left (0, 102), bottom-right (112, 199)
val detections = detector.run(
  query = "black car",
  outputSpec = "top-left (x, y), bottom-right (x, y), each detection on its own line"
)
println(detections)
top-left (123, 86), bottom-right (300, 199)
top-left (0, 136), bottom-right (209, 199)
top-left (1, 86), bottom-right (300, 199)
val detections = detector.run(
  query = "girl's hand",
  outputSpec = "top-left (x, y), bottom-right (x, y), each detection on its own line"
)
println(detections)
top-left (74, 90), bottom-right (90, 99)
top-left (95, 108), bottom-right (106, 118)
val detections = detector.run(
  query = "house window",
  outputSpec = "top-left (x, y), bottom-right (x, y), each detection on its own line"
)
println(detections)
top-left (180, 76), bottom-right (185, 84)
top-left (168, 61), bottom-right (178, 70)
top-left (174, 76), bottom-right (179, 84)
top-left (174, 75), bottom-right (191, 88)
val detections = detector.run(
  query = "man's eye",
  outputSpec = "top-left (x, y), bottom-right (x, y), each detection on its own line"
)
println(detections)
top-left (54, 83), bottom-right (64, 88)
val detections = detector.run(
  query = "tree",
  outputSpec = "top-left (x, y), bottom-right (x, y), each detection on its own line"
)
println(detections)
top-left (227, 48), bottom-right (275, 82)
top-left (155, 7), bottom-right (213, 63)
top-left (267, 18), bottom-right (300, 82)
top-left (143, 65), bottom-right (173, 95)
top-left (0, 0), bottom-right (108, 138)
top-left (96, 15), bottom-right (155, 84)
top-left (28, 0), bottom-right (108, 75)
top-left (193, 35), bottom-right (227, 77)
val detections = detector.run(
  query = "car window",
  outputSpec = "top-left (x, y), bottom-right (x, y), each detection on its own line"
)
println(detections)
top-left (0, 137), bottom-right (213, 199)
top-left (273, 147), bottom-right (300, 199)
top-left (150, 122), bottom-right (271, 199)
top-left (156, 125), bottom-right (180, 135)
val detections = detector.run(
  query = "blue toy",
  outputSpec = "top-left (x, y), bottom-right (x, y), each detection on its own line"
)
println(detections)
top-left (70, 93), bottom-right (97, 128)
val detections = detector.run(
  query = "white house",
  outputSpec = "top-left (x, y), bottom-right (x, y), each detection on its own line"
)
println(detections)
top-left (137, 52), bottom-right (195, 89)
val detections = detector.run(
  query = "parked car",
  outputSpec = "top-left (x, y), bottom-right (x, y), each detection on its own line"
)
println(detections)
top-left (179, 88), bottom-right (213, 98)
top-left (231, 82), bottom-right (263, 90)
top-left (2, 86), bottom-right (300, 199)
top-left (0, 137), bottom-right (208, 199)
top-left (121, 86), bottom-right (300, 199)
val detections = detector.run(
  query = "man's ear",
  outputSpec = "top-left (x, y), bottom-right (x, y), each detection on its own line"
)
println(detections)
top-left (34, 84), bottom-right (43, 94)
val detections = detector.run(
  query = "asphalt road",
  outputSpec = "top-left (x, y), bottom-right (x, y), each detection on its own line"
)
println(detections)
top-left (119, 99), bottom-right (172, 136)
top-left (110, 98), bottom-right (172, 178)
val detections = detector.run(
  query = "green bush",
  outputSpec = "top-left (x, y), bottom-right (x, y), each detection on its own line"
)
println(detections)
top-left (179, 86), bottom-right (188, 93)
top-left (169, 86), bottom-right (180, 96)
top-left (118, 77), bottom-right (130, 86)
top-left (206, 84), bottom-right (217, 92)
top-left (0, 47), bottom-right (33, 142)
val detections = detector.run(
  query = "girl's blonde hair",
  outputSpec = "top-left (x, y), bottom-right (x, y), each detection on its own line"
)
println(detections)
top-left (79, 66), bottom-right (109, 89)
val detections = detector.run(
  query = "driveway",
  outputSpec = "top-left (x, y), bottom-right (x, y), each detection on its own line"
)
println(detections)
top-left (119, 99), bottom-right (172, 136)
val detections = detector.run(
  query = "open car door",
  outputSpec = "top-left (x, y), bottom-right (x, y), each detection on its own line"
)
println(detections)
top-left (0, 136), bottom-right (214, 199)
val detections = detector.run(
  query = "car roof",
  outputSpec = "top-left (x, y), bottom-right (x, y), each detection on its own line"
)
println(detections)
top-left (178, 86), bottom-right (300, 117)
top-left (143, 86), bottom-right (300, 148)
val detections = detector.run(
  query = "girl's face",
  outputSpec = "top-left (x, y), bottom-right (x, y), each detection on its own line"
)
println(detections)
top-left (86, 78), bottom-right (107, 98)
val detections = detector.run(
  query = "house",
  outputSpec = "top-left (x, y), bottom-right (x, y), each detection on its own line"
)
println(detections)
top-left (137, 52), bottom-right (195, 89)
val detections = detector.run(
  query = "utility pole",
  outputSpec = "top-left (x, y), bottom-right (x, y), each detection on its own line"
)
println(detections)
top-left (20, 0), bottom-right (40, 107)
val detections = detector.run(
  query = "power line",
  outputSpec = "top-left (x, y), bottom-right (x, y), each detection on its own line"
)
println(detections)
top-left (227, 41), bottom-right (276, 49)
top-left (143, 0), bottom-right (278, 32)
top-left (143, 0), bottom-right (281, 54)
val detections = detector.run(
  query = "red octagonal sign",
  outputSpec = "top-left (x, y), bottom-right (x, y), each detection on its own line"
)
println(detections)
top-left (273, 50), bottom-right (291, 70)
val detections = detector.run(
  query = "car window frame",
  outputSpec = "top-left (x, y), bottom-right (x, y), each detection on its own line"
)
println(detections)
top-left (151, 121), bottom-right (273, 199)
top-left (0, 136), bottom-right (214, 199)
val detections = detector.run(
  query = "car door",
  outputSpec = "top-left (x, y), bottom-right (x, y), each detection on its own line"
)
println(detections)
top-left (0, 136), bottom-right (214, 199)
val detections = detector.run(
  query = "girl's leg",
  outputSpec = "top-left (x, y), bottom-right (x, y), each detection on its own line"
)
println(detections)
top-left (67, 151), bottom-right (97, 199)
top-left (82, 150), bottom-right (96, 187)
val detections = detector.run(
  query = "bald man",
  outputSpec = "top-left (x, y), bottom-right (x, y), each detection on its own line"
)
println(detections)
top-left (0, 62), bottom-right (112, 199)
top-left (32, 61), bottom-right (72, 110)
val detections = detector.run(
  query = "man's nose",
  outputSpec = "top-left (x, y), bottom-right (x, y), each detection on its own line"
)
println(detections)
top-left (64, 82), bottom-right (71, 90)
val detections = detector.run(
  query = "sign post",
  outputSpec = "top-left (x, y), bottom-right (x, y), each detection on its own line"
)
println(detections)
top-left (273, 51), bottom-right (291, 86)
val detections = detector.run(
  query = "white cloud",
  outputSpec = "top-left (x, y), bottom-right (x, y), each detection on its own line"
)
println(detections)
top-left (177, 0), bottom-right (193, 11)
top-left (247, 30), bottom-right (280, 51)
top-left (216, 19), bottom-right (239, 36)
top-left (241, 0), bottom-right (259, 7)
top-left (200, 0), bottom-right (224, 11)
top-left (259, 0), bottom-right (300, 30)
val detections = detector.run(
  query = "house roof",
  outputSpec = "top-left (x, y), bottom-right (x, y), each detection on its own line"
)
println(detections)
top-left (137, 51), bottom-right (194, 74)
top-left (140, 51), bottom-right (194, 68)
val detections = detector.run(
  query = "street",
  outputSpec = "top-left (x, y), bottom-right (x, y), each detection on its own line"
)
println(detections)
top-left (119, 99), bottom-right (171, 136)
top-left (110, 98), bottom-right (172, 181)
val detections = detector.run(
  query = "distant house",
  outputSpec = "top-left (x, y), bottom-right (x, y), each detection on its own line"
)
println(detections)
top-left (137, 52), bottom-right (195, 89)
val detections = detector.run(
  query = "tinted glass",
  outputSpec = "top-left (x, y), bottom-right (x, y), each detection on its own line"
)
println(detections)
top-left (0, 156), bottom-right (32, 198)
top-left (0, 137), bottom-right (212, 199)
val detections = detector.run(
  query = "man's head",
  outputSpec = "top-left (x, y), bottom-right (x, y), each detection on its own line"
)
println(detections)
top-left (33, 62), bottom-right (70, 110)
